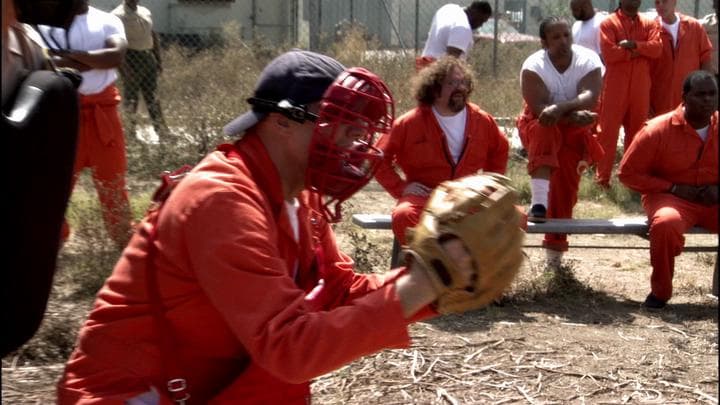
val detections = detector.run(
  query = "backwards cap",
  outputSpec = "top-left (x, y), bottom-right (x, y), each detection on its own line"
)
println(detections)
top-left (223, 49), bottom-right (346, 136)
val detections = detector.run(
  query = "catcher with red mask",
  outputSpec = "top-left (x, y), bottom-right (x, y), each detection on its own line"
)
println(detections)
top-left (56, 50), bottom-right (523, 404)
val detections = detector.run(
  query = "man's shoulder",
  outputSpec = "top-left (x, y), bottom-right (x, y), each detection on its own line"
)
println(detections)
top-left (110, 5), bottom-right (124, 16)
top-left (466, 103), bottom-right (494, 120)
top-left (679, 13), bottom-right (704, 28)
top-left (572, 44), bottom-right (602, 65)
top-left (396, 106), bottom-right (429, 124)
top-left (521, 49), bottom-right (546, 70)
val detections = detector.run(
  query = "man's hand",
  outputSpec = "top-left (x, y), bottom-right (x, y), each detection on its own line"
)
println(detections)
top-left (538, 104), bottom-right (563, 126)
top-left (670, 184), bottom-right (720, 205)
top-left (566, 110), bottom-right (598, 126)
top-left (402, 182), bottom-right (432, 197)
top-left (697, 185), bottom-right (719, 205)
top-left (396, 238), bottom-right (474, 318)
top-left (618, 40), bottom-right (637, 49)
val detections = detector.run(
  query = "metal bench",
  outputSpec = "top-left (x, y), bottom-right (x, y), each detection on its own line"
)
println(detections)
top-left (351, 214), bottom-right (718, 295)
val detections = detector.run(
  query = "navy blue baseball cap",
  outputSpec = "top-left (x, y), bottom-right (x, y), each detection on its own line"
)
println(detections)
top-left (223, 49), bottom-right (346, 136)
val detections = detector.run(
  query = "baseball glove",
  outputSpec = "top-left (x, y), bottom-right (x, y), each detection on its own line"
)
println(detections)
top-left (404, 172), bottom-right (524, 314)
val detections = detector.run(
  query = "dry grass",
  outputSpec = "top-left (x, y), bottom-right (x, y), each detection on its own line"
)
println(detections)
top-left (2, 27), bottom-right (718, 404)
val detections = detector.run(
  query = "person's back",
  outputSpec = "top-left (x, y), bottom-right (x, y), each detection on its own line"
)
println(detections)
top-left (421, 4), bottom-right (473, 59)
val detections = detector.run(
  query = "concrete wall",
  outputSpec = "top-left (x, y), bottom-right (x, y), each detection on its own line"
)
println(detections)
top-left (91, 0), bottom-right (296, 43)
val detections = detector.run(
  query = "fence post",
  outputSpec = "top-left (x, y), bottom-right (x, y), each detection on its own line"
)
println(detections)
top-left (350, 0), bottom-right (354, 24)
top-left (414, 0), bottom-right (420, 53)
top-left (493, 0), bottom-right (499, 77)
top-left (693, 0), bottom-right (700, 18)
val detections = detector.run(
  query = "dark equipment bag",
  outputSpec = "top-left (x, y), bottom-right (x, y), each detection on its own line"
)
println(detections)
top-left (1, 68), bottom-right (80, 357)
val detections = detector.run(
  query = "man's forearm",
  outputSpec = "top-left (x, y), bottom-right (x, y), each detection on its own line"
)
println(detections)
top-left (63, 48), bottom-right (125, 69)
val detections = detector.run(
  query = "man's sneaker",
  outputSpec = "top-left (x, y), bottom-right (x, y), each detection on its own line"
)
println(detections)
top-left (528, 204), bottom-right (547, 223)
top-left (643, 293), bottom-right (667, 309)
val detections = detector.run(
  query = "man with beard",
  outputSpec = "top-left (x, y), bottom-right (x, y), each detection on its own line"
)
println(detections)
top-left (375, 57), bottom-right (509, 245)
top-left (416, 2), bottom-right (492, 71)
top-left (570, 0), bottom-right (607, 58)
top-left (517, 17), bottom-right (603, 266)
top-left (619, 70), bottom-right (718, 308)
top-left (648, 0), bottom-right (713, 116)
top-left (594, 0), bottom-right (661, 189)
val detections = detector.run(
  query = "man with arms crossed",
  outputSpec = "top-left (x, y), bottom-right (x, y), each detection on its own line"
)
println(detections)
top-left (518, 16), bottom-right (603, 266)
top-left (39, 0), bottom-right (133, 248)
top-left (594, 0), bottom-right (661, 189)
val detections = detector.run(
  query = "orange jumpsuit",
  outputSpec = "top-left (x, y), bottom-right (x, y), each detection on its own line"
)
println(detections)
top-left (57, 132), bottom-right (434, 404)
top-left (375, 104), bottom-right (509, 244)
top-left (415, 56), bottom-right (436, 71)
top-left (618, 106), bottom-right (718, 302)
top-left (517, 105), bottom-right (604, 251)
top-left (61, 84), bottom-right (132, 246)
top-left (595, 9), bottom-right (662, 185)
top-left (650, 14), bottom-right (713, 116)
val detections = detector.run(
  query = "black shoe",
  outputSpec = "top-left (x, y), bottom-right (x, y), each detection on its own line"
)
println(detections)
top-left (643, 293), bottom-right (667, 309)
top-left (528, 204), bottom-right (547, 223)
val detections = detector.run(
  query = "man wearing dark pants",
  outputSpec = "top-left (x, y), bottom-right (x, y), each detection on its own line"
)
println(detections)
top-left (112, 0), bottom-right (169, 143)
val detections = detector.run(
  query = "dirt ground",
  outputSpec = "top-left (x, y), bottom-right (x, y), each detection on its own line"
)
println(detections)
top-left (2, 182), bottom-right (718, 404)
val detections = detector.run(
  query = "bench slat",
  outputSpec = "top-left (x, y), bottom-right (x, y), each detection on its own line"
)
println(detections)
top-left (351, 214), bottom-right (712, 235)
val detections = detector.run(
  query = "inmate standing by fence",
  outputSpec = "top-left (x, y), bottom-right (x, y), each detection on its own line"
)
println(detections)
top-left (112, 0), bottom-right (170, 143)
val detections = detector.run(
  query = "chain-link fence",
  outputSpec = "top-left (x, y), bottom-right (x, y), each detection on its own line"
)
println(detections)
top-left (84, 0), bottom-right (715, 177)
top-left (94, 0), bottom-right (713, 50)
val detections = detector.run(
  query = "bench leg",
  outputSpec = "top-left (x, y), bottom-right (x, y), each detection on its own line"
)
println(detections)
top-left (713, 255), bottom-right (718, 297)
top-left (390, 237), bottom-right (402, 269)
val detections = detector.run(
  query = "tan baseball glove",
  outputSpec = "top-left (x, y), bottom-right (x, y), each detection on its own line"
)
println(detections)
top-left (404, 172), bottom-right (525, 314)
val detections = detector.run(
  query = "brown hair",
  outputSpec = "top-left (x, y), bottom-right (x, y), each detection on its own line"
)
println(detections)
top-left (412, 57), bottom-right (475, 106)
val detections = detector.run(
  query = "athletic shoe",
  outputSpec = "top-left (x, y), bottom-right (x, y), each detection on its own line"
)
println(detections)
top-left (528, 204), bottom-right (547, 223)
top-left (643, 293), bottom-right (667, 309)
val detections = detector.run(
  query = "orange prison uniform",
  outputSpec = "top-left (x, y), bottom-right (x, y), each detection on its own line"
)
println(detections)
top-left (375, 103), bottom-right (509, 244)
top-left (415, 56), bottom-right (436, 71)
top-left (618, 106), bottom-right (718, 302)
top-left (57, 132), bottom-right (435, 404)
top-left (595, 9), bottom-right (662, 185)
top-left (650, 14), bottom-right (713, 116)
top-left (517, 105), bottom-right (604, 251)
top-left (62, 84), bottom-right (131, 246)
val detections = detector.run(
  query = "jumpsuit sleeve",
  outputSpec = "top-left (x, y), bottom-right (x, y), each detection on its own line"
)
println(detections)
top-left (599, 18), bottom-right (631, 63)
top-left (634, 22), bottom-right (662, 59)
top-left (485, 117), bottom-right (510, 174)
top-left (618, 124), bottom-right (674, 194)
top-left (184, 189), bottom-right (412, 384)
top-left (374, 122), bottom-right (409, 200)
top-left (697, 22), bottom-right (714, 64)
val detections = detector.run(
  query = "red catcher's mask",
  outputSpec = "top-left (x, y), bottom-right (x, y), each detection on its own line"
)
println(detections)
top-left (306, 68), bottom-right (394, 222)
